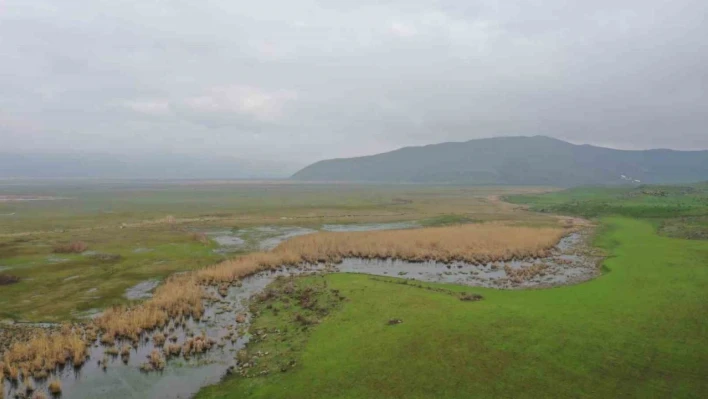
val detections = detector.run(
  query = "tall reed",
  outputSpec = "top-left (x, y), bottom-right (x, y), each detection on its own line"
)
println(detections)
top-left (276, 224), bottom-right (565, 264)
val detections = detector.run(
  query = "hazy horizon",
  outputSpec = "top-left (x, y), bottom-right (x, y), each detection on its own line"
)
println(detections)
top-left (2, 135), bottom-right (707, 180)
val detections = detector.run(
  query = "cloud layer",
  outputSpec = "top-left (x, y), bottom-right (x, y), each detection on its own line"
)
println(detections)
top-left (1, 0), bottom-right (707, 163)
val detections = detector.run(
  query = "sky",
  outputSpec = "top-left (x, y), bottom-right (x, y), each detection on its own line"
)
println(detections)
top-left (1, 0), bottom-right (707, 165)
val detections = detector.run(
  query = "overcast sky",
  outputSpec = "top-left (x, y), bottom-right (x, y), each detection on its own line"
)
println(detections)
top-left (1, 0), bottom-right (707, 164)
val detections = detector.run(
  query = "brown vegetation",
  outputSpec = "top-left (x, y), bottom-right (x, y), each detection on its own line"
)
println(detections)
top-left (95, 275), bottom-right (203, 344)
top-left (152, 332), bottom-right (166, 346)
top-left (196, 251), bottom-right (301, 284)
top-left (196, 224), bottom-right (565, 284)
top-left (48, 379), bottom-right (62, 395)
top-left (181, 333), bottom-right (216, 359)
top-left (140, 349), bottom-right (166, 372)
top-left (459, 293), bottom-right (484, 301)
top-left (2, 326), bottom-right (86, 379)
top-left (120, 344), bottom-right (131, 363)
top-left (2, 223), bottom-right (567, 379)
top-left (52, 241), bottom-right (88, 254)
top-left (191, 232), bottom-right (210, 245)
top-left (105, 346), bottom-right (120, 356)
top-left (24, 378), bottom-right (34, 395)
top-left (2, 278), bottom-right (202, 375)
top-left (164, 343), bottom-right (182, 357)
top-left (277, 224), bottom-right (565, 264)
top-left (0, 274), bottom-right (20, 286)
top-left (504, 263), bottom-right (549, 284)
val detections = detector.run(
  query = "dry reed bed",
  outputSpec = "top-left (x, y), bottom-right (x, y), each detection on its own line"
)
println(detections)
top-left (2, 325), bottom-right (86, 381)
top-left (96, 275), bottom-right (204, 344)
top-left (2, 276), bottom-right (204, 381)
top-left (2, 223), bottom-right (566, 382)
top-left (275, 224), bottom-right (567, 265)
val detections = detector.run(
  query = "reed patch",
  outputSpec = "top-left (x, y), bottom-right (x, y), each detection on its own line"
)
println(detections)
top-left (52, 241), bottom-right (88, 254)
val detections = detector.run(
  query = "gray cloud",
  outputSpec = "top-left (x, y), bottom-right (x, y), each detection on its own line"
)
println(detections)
top-left (1, 0), bottom-right (707, 164)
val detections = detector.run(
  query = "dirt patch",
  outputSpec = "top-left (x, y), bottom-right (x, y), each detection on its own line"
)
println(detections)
top-left (459, 293), bottom-right (483, 301)
top-left (88, 253), bottom-right (122, 262)
top-left (0, 274), bottom-right (20, 285)
top-left (53, 241), bottom-right (88, 254)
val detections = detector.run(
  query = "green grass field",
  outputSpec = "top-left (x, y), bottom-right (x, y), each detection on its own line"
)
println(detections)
top-left (0, 181), bottom-right (552, 321)
top-left (4, 180), bottom-right (706, 398)
top-left (198, 217), bottom-right (708, 398)
top-left (0, 181), bottom-right (550, 234)
top-left (506, 183), bottom-right (708, 220)
top-left (0, 228), bottom-right (220, 321)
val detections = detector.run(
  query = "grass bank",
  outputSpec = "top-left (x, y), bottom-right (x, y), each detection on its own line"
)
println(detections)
top-left (198, 217), bottom-right (708, 398)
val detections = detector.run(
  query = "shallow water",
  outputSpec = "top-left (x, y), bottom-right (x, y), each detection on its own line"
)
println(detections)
top-left (133, 248), bottom-right (153, 254)
top-left (4, 267), bottom-right (326, 399)
top-left (334, 233), bottom-right (598, 289)
top-left (46, 256), bottom-right (69, 263)
top-left (321, 221), bottom-right (419, 232)
top-left (208, 232), bottom-right (246, 248)
top-left (3, 230), bottom-right (597, 399)
top-left (124, 280), bottom-right (161, 300)
top-left (206, 221), bottom-right (421, 254)
top-left (255, 226), bottom-right (317, 250)
top-left (206, 226), bottom-right (315, 254)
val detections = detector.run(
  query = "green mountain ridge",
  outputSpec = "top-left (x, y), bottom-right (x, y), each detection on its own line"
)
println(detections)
top-left (291, 136), bottom-right (708, 186)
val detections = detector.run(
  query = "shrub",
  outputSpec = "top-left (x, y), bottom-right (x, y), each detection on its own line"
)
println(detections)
top-left (53, 241), bottom-right (88, 254)
top-left (48, 379), bottom-right (62, 395)
top-left (191, 232), bottom-right (210, 245)
top-left (0, 274), bottom-right (20, 285)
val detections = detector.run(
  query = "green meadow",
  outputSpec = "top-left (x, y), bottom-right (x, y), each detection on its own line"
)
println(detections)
top-left (0, 181), bottom-right (549, 321)
top-left (199, 184), bottom-right (708, 399)
top-left (199, 217), bottom-right (708, 399)
top-left (506, 183), bottom-right (708, 220)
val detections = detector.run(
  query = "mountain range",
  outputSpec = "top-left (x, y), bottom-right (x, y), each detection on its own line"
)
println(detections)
top-left (292, 136), bottom-right (708, 186)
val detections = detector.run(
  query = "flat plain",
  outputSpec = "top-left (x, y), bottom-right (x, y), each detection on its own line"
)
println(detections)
top-left (0, 180), bottom-right (552, 322)
top-left (198, 184), bottom-right (708, 399)
top-left (2, 180), bottom-right (707, 399)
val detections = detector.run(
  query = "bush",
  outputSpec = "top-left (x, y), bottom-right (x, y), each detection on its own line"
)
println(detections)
top-left (53, 241), bottom-right (88, 254)
top-left (0, 274), bottom-right (20, 285)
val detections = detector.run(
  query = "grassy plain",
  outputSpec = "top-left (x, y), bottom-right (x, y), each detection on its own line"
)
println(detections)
top-left (0, 218), bottom-right (571, 382)
top-left (198, 217), bottom-right (708, 399)
top-left (507, 183), bottom-right (708, 241)
top-left (0, 180), bottom-right (553, 322)
top-left (197, 184), bottom-right (708, 399)
top-left (7, 180), bottom-right (706, 398)
top-left (506, 183), bottom-right (708, 220)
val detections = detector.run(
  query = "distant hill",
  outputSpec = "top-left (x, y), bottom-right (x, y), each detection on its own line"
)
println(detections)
top-left (292, 136), bottom-right (708, 186)
top-left (0, 153), bottom-right (302, 179)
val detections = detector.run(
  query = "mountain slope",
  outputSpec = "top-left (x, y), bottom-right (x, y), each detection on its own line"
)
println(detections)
top-left (291, 136), bottom-right (708, 186)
